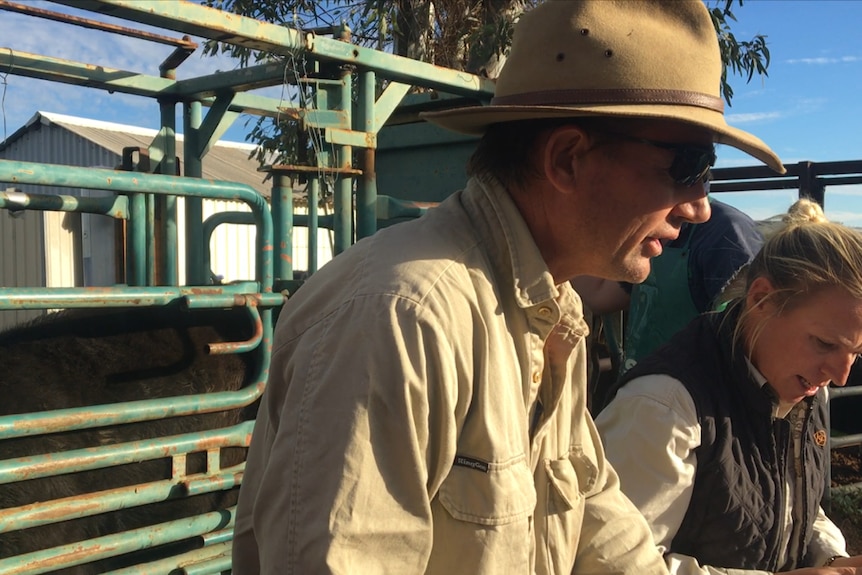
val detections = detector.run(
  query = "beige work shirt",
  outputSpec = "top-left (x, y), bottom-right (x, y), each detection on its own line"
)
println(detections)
top-left (232, 175), bottom-right (667, 574)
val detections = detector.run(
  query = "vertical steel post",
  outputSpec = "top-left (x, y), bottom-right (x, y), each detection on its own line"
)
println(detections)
top-left (308, 178), bottom-right (320, 274)
top-left (184, 100), bottom-right (205, 285)
top-left (798, 161), bottom-right (826, 208)
top-left (333, 24), bottom-right (353, 254)
top-left (271, 171), bottom-right (294, 284)
top-left (356, 70), bottom-right (377, 240)
top-left (158, 100), bottom-right (178, 286)
top-left (146, 193), bottom-right (157, 285)
top-left (128, 193), bottom-right (147, 286)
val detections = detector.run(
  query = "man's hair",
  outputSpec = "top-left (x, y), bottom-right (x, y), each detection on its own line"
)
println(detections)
top-left (466, 116), bottom-right (648, 190)
top-left (466, 118), bottom-right (574, 190)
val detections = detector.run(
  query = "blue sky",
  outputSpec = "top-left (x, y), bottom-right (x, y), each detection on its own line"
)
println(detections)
top-left (709, 0), bottom-right (862, 223)
top-left (1, 0), bottom-right (861, 223)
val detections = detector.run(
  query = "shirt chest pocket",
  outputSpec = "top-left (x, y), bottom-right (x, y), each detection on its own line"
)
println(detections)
top-left (545, 446), bottom-right (599, 512)
top-left (438, 454), bottom-right (536, 525)
top-left (537, 449), bottom-right (599, 572)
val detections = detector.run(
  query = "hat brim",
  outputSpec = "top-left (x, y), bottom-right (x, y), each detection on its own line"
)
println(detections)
top-left (420, 103), bottom-right (786, 175)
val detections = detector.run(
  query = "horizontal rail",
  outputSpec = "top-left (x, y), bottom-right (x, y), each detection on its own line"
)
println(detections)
top-left (0, 506), bottom-right (236, 575)
top-left (0, 285), bottom-right (288, 310)
top-left (49, 0), bottom-right (496, 100)
top-left (831, 434), bottom-right (862, 449)
top-left (0, 0), bottom-right (197, 49)
top-left (200, 527), bottom-right (235, 547)
top-left (0, 464), bottom-right (243, 534)
top-left (828, 386), bottom-right (862, 450)
top-left (829, 386), bottom-right (862, 398)
top-left (104, 540), bottom-right (233, 575)
top-left (0, 286), bottom-right (244, 310)
top-left (0, 159), bottom-right (274, 291)
top-left (182, 546), bottom-right (233, 575)
top-left (0, 385), bottom-right (263, 441)
top-left (183, 292), bottom-right (286, 310)
top-left (0, 422), bottom-right (254, 485)
top-left (0, 188), bottom-right (129, 218)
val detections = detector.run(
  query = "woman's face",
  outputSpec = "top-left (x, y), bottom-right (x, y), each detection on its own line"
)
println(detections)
top-left (747, 278), bottom-right (862, 405)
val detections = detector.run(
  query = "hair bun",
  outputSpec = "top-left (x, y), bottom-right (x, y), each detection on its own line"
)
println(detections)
top-left (783, 198), bottom-right (827, 225)
top-left (756, 198), bottom-right (828, 240)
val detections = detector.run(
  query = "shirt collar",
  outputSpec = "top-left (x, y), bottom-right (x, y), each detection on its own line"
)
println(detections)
top-left (462, 175), bottom-right (561, 309)
top-left (745, 357), bottom-right (798, 419)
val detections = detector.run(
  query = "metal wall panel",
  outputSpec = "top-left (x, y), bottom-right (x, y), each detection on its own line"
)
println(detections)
top-left (0, 209), bottom-right (45, 330)
top-left (292, 205), bottom-right (335, 275)
top-left (0, 114), bottom-right (333, 317)
top-left (0, 120), bottom-right (116, 330)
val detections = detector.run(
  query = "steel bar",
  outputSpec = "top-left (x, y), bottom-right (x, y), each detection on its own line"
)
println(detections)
top-left (0, 465), bottom-right (243, 534)
top-left (0, 506), bottom-right (236, 575)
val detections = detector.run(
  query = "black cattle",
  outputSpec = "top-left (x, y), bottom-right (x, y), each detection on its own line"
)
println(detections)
top-left (0, 303), bottom-right (261, 573)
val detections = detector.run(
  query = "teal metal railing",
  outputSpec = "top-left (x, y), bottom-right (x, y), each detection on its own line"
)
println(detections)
top-left (0, 158), bottom-right (283, 574)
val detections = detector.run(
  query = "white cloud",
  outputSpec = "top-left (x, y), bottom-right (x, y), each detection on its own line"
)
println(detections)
top-left (725, 111), bottom-right (783, 124)
top-left (0, 2), bottom-right (253, 141)
top-left (721, 95), bottom-right (828, 141)
top-left (0, 1), bottom-right (240, 76)
top-left (786, 56), bottom-right (862, 65)
top-left (1, 73), bottom-right (166, 142)
top-left (713, 156), bottom-right (763, 169)
top-left (793, 97), bottom-right (827, 111)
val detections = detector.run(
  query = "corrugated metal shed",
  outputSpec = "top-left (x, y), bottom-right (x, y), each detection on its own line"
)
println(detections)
top-left (0, 112), bottom-right (333, 331)
top-left (0, 112), bottom-right (270, 195)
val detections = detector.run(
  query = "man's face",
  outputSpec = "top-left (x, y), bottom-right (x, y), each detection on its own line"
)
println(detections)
top-left (554, 119), bottom-right (713, 283)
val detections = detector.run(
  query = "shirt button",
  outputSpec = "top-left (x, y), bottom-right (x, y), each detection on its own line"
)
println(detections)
top-left (532, 372), bottom-right (542, 383)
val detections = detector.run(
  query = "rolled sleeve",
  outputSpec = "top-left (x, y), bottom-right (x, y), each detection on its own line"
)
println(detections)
top-left (574, 412), bottom-right (671, 574)
top-left (806, 506), bottom-right (848, 567)
top-left (595, 375), bottom-right (716, 575)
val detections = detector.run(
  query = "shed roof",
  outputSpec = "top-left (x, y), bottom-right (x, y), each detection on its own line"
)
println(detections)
top-left (0, 112), bottom-right (270, 197)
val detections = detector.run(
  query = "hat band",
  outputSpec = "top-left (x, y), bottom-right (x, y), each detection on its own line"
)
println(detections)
top-left (491, 89), bottom-right (725, 113)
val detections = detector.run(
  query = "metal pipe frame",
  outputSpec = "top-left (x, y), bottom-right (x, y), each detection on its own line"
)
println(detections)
top-left (0, 159), bottom-right (274, 291)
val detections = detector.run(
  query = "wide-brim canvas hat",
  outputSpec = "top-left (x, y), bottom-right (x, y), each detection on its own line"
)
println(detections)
top-left (421, 0), bottom-right (785, 174)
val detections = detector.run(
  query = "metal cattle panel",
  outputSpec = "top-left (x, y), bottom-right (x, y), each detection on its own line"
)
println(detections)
top-left (0, 159), bottom-right (281, 573)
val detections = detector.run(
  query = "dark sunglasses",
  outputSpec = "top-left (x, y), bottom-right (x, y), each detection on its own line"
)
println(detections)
top-left (597, 131), bottom-right (716, 187)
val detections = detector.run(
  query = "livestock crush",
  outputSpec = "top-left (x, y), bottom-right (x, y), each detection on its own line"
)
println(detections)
top-left (2, 1), bottom-right (862, 573)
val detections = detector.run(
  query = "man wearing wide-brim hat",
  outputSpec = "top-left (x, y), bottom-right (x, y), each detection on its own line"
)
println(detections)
top-left (232, 1), bottom-right (785, 574)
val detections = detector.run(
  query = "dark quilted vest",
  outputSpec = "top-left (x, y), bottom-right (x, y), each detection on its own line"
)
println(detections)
top-left (608, 304), bottom-right (830, 571)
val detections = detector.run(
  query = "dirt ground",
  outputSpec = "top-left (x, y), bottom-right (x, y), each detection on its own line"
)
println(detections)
top-left (828, 447), bottom-right (862, 554)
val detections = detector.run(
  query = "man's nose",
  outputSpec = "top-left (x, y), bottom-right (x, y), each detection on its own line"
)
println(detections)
top-left (673, 193), bottom-right (711, 225)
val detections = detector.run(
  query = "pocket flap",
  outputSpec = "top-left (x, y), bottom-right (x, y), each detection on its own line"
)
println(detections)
top-left (568, 446), bottom-right (598, 494)
top-left (545, 448), bottom-right (598, 511)
top-left (438, 455), bottom-right (536, 526)
top-left (545, 456), bottom-right (580, 511)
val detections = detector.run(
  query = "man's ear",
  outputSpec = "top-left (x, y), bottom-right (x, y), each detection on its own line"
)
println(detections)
top-left (746, 276), bottom-right (776, 311)
top-left (542, 125), bottom-right (592, 195)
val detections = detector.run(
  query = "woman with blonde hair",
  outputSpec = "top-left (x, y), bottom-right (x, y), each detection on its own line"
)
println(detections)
top-left (596, 198), bottom-right (862, 574)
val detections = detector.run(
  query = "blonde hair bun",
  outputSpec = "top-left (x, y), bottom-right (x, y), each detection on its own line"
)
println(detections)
top-left (757, 197), bottom-right (828, 240)
top-left (783, 198), bottom-right (828, 225)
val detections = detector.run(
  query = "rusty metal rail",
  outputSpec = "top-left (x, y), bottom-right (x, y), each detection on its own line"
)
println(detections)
top-left (0, 505), bottom-right (237, 575)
